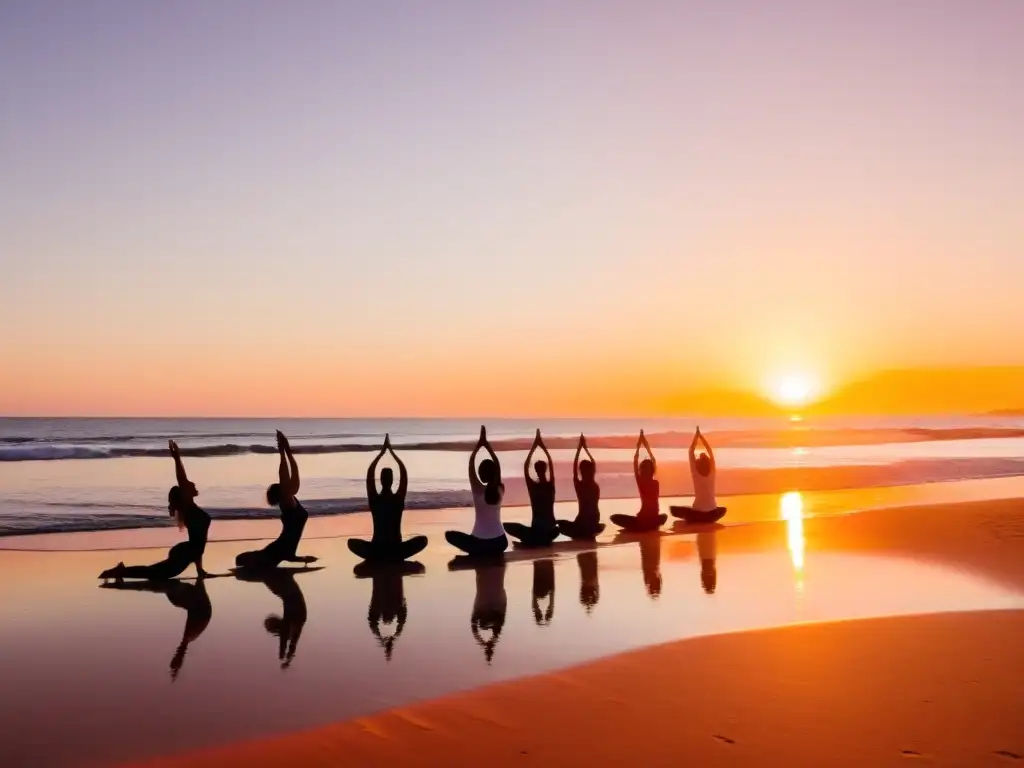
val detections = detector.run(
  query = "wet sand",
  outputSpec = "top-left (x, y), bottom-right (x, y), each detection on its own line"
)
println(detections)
top-left (2, 487), bottom-right (1024, 766)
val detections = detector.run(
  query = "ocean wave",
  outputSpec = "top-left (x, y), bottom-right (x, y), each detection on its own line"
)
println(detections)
top-left (4, 426), bottom-right (1024, 462)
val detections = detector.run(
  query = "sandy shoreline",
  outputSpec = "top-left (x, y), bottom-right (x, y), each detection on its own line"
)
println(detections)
top-left (135, 610), bottom-right (1024, 767)
top-left (4, 491), bottom-right (1024, 767)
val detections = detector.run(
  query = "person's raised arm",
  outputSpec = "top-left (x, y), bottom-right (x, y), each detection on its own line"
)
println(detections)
top-left (643, 432), bottom-right (657, 474)
top-left (482, 430), bottom-right (501, 484)
top-left (524, 429), bottom-right (540, 484)
top-left (468, 427), bottom-right (485, 490)
top-left (275, 431), bottom-right (295, 506)
top-left (366, 438), bottom-right (386, 501)
top-left (633, 431), bottom-right (643, 480)
top-left (283, 434), bottom-right (300, 497)
top-left (573, 434), bottom-right (584, 483)
top-left (539, 433), bottom-right (555, 489)
top-left (699, 429), bottom-right (716, 472)
top-left (583, 438), bottom-right (596, 469)
top-left (689, 428), bottom-right (700, 471)
top-left (387, 435), bottom-right (409, 499)
top-left (169, 441), bottom-right (191, 492)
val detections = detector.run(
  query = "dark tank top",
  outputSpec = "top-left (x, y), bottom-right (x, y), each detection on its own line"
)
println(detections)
top-left (575, 480), bottom-right (600, 526)
top-left (370, 492), bottom-right (404, 544)
top-left (639, 478), bottom-right (660, 517)
top-left (527, 480), bottom-right (556, 529)
top-left (278, 499), bottom-right (308, 558)
top-left (182, 503), bottom-right (211, 558)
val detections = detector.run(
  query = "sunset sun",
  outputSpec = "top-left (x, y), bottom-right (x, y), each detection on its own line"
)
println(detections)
top-left (767, 372), bottom-right (821, 408)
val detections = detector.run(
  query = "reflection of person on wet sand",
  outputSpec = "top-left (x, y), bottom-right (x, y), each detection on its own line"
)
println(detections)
top-left (100, 576), bottom-right (212, 681)
top-left (639, 535), bottom-right (663, 599)
top-left (355, 561), bottom-right (425, 662)
top-left (532, 559), bottom-right (555, 626)
top-left (697, 530), bottom-right (718, 594)
top-left (235, 568), bottom-right (315, 669)
top-left (577, 550), bottom-right (600, 613)
top-left (467, 561), bottom-right (507, 664)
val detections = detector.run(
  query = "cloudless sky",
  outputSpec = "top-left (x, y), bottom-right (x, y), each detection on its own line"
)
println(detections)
top-left (2, 1), bottom-right (1022, 415)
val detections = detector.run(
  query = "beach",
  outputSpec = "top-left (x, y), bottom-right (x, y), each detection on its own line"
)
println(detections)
top-left (3, 484), bottom-right (1024, 767)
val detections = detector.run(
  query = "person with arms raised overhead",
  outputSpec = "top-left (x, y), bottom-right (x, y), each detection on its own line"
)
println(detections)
top-left (610, 429), bottom-right (666, 532)
top-left (557, 433), bottom-right (605, 540)
top-left (445, 426), bottom-right (508, 557)
top-left (503, 429), bottom-right (559, 547)
top-left (671, 426), bottom-right (727, 524)
top-left (348, 434), bottom-right (429, 562)
top-left (235, 431), bottom-right (316, 570)
top-left (99, 441), bottom-right (210, 581)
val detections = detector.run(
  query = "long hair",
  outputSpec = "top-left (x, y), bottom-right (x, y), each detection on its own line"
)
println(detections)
top-left (168, 486), bottom-right (186, 531)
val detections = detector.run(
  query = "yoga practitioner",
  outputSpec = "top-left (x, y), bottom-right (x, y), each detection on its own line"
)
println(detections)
top-left (698, 529), bottom-right (718, 594)
top-left (100, 576), bottom-right (212, 680)
top-left (503, 429), bottom-right (559, 547)
top-left (99, 441), bottom-right (210, 581)
top-left (671, 426), bottom-right (727, 524)
top-left (531, 558), bottom-right (555, 626)
top-left (610, 430), bottom-right (667, 532)
top-left (354, 560), bottom-right (424, 662)
top-left (235, 431), bottom-right (316, 570)
top-left (557, 433), bottom-right (605, 540)
top-left (348, 434), bottom-right (428, 562)
top-left (577, 550), bottom-right (600, 613)
top-left (445, 426), bottom-right (508, 556)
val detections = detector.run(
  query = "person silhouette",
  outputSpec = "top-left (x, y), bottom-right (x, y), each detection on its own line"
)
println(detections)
top-left (557, 434), bottom-right (605, 540)
top-left (445, 426), bottom-right (508, 557)
top-left (697, 529), bottom-right (718, 594)
top-left (354, 560), bottom-right (424, 662)
top-left (100, 575), bottom-right (213, 681)
top-left (671, 427), bottom-right (727, 524)
top-left (99, 441), bottom-right (210, 581)
top-left (504, 429), bottom-right (559, 548)
top-left (610, 430), bottom-right (667, 532)
top-left (531, 558), bottom-right (555, 626)
top-left (576, 550), bottom-right (600, 613)
top-left (235, 431), bottom-right (317, 570)
top-left (348, 435), bottom-right (429, 562)
top-left (235, 566), bottom-right (319, 669)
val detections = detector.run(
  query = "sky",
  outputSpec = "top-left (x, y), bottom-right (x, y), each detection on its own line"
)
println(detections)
top-left (1, 1), bottom-right (1023, 416)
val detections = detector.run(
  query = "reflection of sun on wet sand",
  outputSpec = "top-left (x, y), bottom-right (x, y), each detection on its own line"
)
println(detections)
top-left (781, 491), bottom-right (806, 591)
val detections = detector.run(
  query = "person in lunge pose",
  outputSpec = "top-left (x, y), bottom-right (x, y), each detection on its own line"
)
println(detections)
top-left (557, 433), bottom-right (605, 540)
top-left (610, 430), bottom-right (666, 532)
top-left (445, 426), bottom-right (508, 556)
top-left (348, 434), bottom-right (428, 562)
top-left (235, 431), bottom-right (316, 570)
top-left (504, 429), bottom-right (559, 547)
top-left (99, 441), bottom-right (210, 581)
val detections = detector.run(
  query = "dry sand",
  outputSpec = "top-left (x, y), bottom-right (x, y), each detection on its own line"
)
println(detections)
top-left (133, 498), bottom-right (1024, 768)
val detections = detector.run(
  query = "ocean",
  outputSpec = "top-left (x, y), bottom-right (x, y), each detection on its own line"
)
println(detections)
top-left (3, 416), bottom-right (1024, 537)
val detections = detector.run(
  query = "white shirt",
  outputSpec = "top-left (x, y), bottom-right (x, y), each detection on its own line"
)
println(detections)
top-left (691, 464), bottom-right (717, 512)
top-left (471, 485), bottom-right (506, 539)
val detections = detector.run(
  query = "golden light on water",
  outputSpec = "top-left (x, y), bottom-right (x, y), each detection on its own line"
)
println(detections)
top-left (780, 491), bottom-right (806, 587)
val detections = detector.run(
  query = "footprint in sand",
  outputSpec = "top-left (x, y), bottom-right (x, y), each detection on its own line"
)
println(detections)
top-left (713, 735), bottom-right (736, 745)
top-left (901, 750), bottom-right (924, 758)
top-left (993, 751), bottom-right (1022, 761)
